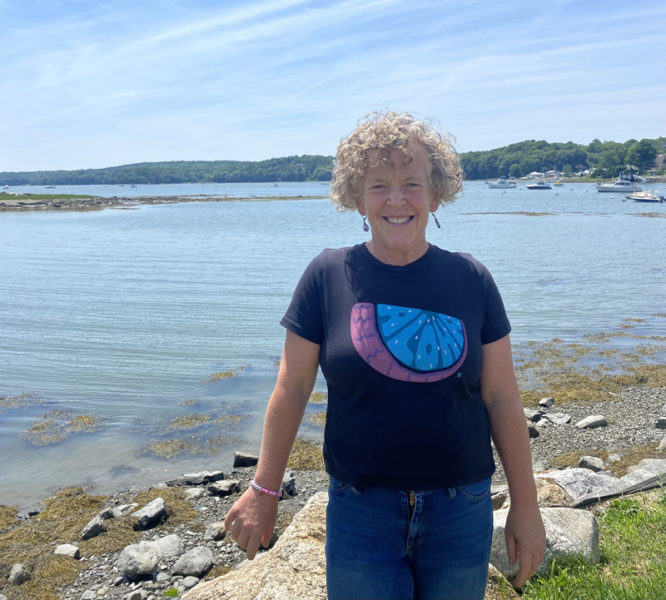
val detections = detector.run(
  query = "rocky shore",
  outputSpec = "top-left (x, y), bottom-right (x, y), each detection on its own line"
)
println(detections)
top-left (1, 383), bottom-right (665, 600)
top-left (0, 194), bottom-right (326, 212)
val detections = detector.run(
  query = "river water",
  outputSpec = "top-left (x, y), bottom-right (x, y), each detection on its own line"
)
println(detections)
top-left (1, 181), bottom-right (664, 511)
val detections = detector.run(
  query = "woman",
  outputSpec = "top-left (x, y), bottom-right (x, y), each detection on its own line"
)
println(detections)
top-left (225, 111), bottom-right (545, 599)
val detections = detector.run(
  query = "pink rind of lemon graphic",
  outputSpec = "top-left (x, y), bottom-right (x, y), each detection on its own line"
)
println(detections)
top-left (350, 302), bottom-right (467, 383)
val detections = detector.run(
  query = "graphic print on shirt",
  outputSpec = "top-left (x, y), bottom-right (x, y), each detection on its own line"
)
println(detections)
top-left (350, 303), bottom-right (467, 383)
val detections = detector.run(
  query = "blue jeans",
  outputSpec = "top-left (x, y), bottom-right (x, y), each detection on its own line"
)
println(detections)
top-left (326, 476), bottom-right (492, 600)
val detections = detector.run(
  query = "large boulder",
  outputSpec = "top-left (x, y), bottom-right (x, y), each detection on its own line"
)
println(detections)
top-left (183, 492), bottom-right (328, 600)
top-left (491, 507), bottom-right (599, 580)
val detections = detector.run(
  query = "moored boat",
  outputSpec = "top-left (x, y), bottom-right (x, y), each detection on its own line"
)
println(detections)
top-left (627, 190), bottom-right (664, 203)
top-left (596, 170), bottom-right (642, 193)
top-left (487, 176), bottom-right (517, 189)
top-left (526, 180), bottom-right (552, 190)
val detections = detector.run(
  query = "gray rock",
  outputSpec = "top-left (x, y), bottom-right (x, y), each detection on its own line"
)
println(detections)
top-left (155, 571), bottom-right (171, 583)
top-left (208, 480), bottom-right (240, 497)
top-left (167, 471), bottom-right (226, 487)
top-left (81, 515), bottom-right (107, 540)
top-left (185, 487), bottom-right (206, 501)
top-left (524, 408), bottom-right (542, 422)
top-left (233, 452), bottom-right (259, 468)
top-left (578, 456), bottom-right (605, 472)
top-left (132, 497), bottom-right (167, 530)
top-left (282, 470), bottom-right (297, 497)
top-left (80, 591), bottom-right (97, 600)
top-left (116, 542), bottom-right (159, 578)
top-left (545, 412), bottom-right (571, 425)
top-left (8, 563), bottom-right (31, 585)
top-left (540, 468), bottom-right (617, 503)
top-left (575, 458), bottom-right (666, 506)
top-left (657, 435), bottom-right (666, 451)
top-left (111, 503), bottom-right (139, 518)
top-left (656, 417), bottom-right (666, 430)
top-left (173, 547), bottom-right (214, 578)
top-left (575, 415), bottom-right (607, 429)
top-left (491, 507), bottom-right (599, 579)
top-left (54, 543), bottom-right (80, 559)
top-left (539, 397), bottom-right (555, 408)
top-left (146, 534), bottom-right (183, 559)
top-left (183, 576), bottom-right (200, 588)
top-left (203, 522), bottom-right (227, 541)
top-left (124, 591), bottom-right (146, 600)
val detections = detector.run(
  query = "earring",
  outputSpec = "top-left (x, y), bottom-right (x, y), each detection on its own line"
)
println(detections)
top-left (362, 216), bottom-right (369, 232)
top-left (431, 213), bottom-right (441, 229)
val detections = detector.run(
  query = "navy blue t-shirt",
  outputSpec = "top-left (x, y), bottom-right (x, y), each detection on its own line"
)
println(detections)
top-left (281, 243), bottom-right (511, 490)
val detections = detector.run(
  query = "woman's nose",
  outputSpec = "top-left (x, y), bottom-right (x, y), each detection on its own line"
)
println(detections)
top-left (386, 185), bottom-right (405, 204)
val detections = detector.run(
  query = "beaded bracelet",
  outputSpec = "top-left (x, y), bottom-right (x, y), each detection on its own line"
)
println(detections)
top-left (250, 479), bottom-right (281, 497)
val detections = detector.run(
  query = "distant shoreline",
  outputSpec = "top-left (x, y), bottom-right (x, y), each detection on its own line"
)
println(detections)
top-left (0, 194), bottom-right (329, 212)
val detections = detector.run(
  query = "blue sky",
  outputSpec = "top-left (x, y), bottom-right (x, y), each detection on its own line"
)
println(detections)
top-left (1, 0), bottom-right (665, 171)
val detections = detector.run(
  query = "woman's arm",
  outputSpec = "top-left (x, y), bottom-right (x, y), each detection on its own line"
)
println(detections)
top-left (481, 334), bottom-right (546, 588)
top-left (224, 330), bottom-right (321, 559)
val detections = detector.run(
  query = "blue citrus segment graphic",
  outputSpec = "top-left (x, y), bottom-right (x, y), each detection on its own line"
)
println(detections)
top-left (350, 303), bottom-right (467, 383)
top-left (376, 304), bottom-right (465, 371)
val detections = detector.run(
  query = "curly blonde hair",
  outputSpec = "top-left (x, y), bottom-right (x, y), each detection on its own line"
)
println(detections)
top-left (330, 111), bottom-right (463, 212)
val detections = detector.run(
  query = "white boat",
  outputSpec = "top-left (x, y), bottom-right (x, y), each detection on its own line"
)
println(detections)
top-left (627, 190), bottom-right (664, 203)
top-left (596, 173), bottom-right (642, 193)
top-left (526, 180), bottom-right (552, 190)
top-left (487, 176), bottom-right (516, 189)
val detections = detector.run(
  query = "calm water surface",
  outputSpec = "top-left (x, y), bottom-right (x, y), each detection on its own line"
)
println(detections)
top-left (1, 181), bottom-right (665, 510)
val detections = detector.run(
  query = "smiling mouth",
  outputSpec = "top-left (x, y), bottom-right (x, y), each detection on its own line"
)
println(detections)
top-left (384, 216), bottom-right (414, 224)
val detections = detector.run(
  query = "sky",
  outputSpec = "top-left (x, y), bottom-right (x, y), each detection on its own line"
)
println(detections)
top-left (1, 0), bottom-right (665, 172)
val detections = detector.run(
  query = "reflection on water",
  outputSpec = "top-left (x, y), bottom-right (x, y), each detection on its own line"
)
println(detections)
top-left (0, 181), bottom-right (665, 510)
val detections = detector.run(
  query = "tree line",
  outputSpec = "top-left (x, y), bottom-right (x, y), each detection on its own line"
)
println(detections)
top-left (1, 138), bottom-right (663, 186)
top-left (460, 137), bottom-right (664, 180)
top-left (0, 155), bottom-right (334, 186)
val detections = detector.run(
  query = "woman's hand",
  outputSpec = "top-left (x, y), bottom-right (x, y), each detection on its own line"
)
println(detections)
top-left (504, 502), bottom-right (546, 588)
top-left (224, 331), bottom-right (321, 559)
top-left (224, 487), bottom-right (279, 560)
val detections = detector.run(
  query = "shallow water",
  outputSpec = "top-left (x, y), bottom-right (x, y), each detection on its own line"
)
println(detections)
top-left (1, 181), bottom-right (665, 511)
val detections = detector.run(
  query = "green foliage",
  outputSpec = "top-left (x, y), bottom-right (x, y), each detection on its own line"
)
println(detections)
top-left (522, 491), bottom-right (666, 599)
top-left (460, 137), bottom-right (663, 180)
top-left (626, 139), bottom-right (658, 171)
top-left (0, 155), bottom-right (334, 186)
top-left (2, 137), bottom-right (663, 186)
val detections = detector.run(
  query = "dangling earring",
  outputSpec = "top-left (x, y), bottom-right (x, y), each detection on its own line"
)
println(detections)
top-left (362, 216), bottom-right (369, 232)
top-left (431, 212), bottom-right (441, 229)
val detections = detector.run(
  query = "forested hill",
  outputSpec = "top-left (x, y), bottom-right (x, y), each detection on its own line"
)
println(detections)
top-left (1, 137), bottom-right (663, 185)
top-left (0, 155), bottom-right (334, 186)
top-left (460, 137), bottom-right (664, 180)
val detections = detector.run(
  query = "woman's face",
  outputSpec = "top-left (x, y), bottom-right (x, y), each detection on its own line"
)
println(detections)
top-left (358, 142), bottom-right (438, 266)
